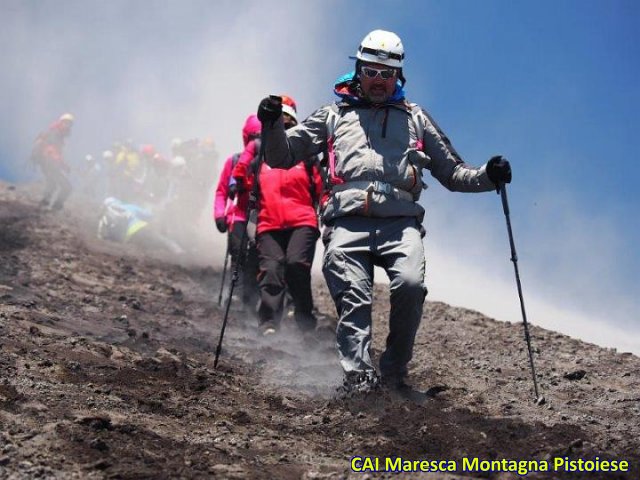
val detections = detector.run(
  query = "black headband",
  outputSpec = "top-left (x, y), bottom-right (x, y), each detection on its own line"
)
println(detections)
top-left (359, 46), bottom-right (404, 62)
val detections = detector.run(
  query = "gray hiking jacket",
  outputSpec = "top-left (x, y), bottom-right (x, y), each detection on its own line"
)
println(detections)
top-left (264, 99), bottom-right (496, 224)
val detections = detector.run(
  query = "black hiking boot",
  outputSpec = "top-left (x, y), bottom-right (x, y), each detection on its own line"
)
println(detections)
top-left (380, 375), bottom-right (410, 392)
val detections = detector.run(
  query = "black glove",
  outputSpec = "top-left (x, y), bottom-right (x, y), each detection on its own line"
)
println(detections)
top-left (257, 96), bottom-right (282, 125)
top-left (215, 218), bottom-right (227, 233)
top-left (486, 155), bottom-right (512, 187)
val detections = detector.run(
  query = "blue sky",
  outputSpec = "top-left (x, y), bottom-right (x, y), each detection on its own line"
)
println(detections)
top-left (1, 0), bottom-right (638, 353)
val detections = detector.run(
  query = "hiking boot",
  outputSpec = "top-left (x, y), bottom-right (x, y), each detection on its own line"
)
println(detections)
top-left (294, 311), bottom-right (317, 333)
top-left (337, 370), bottom-right (380, 399)
top-left (380, 375), bottom-right (410, 392)
top-left (314, 324), bottom-right (335, 343)
top-left (259, 320), bottom-right (278, 337)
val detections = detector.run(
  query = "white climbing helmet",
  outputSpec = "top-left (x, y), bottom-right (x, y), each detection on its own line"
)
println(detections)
top-left (171, 155), bottom-right (186, 168)
top-left (59, 113), bottom-right (75, 123)
top-left (353, 29), bottom-right (404, 68)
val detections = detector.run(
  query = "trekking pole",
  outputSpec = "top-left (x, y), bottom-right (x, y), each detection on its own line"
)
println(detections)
top-left (214, 127), bottom-right (266, 369)
top-left (217, 240), bottom-right (230, 305)
top-left (214, 230), bottom-right (247, 368)
top-left (498, 184), bottom-right (545, 405)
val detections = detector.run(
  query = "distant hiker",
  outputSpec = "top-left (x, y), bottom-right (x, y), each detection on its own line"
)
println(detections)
top-left (232, 96), bottom-right (323, 337)
top-left (102, 149), bottom-right (120, 198)
top-left (145, 152), bottom-right (175, 208)
top-left (256, 30), bottom-right (512, 395)
top-left (213, 114), bottom-right (262, 315)
top-left (78, 153), bottom-right (105, 201)
top-left (193, 137), bottom-right (219, 212)
top-left (30, 113), bottom-right (74, 210)
top-left (114, 140), bottom-right (143, 202)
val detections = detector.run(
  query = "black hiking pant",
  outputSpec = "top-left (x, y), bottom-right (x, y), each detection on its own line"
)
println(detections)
top-left (256, 226), bottom-right (319, 332)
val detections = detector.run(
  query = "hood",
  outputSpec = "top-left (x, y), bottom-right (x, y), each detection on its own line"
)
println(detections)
top-left (242, 114), bottom-right (262, 146)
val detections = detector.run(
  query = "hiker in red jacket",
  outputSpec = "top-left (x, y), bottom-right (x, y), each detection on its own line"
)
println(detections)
top-left (232, 96), bottom-right (323, 336)
top-left (213, 114), bottom-right (262, 314)
top-left (30, 113), bottom-right (74, 210)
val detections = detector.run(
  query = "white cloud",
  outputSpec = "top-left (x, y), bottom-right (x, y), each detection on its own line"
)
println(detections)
top-left (1, 2), bottom-right (340, 180)
top-left (421, 185), bottom-right (640, 355)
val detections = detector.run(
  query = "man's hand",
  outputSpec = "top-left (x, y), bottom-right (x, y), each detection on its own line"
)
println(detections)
top-left (215, 217), bottom-right (228, 233)
top-left (257, 96), bottom-right (282, 125)
top-left (486, 155), bottom-right (512, 187)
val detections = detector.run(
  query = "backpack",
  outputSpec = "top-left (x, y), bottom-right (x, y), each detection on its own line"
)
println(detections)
top-left (227, 152), bottom-right (242, 189)
top-left (97, 202), bottom-right (131, 242)
top-left (247, 139), bottom-right (320, 213)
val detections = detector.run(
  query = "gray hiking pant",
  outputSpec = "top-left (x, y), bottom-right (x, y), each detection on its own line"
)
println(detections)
top-left (322, 216), bottom-right (427, 379)
top-left (40, 161), bottom-right (72, 208)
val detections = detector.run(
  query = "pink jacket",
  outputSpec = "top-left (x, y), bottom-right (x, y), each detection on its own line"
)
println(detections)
top-left (214, 154), bottom-right (248, 226)
top-left (213, 114), bottom-right (261, 228)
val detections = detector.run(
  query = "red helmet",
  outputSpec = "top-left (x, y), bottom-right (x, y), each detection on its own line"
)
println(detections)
top-left (281, 95), bottom-right (297, 124)
top-left (141, 144), bottom-right (155, 156)
top-left (242, 114), bottom-right (261, 146)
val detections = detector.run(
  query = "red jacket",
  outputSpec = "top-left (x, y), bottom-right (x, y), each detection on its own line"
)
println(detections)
top-left (32, 120), bottom-right (71, 168)
top-left (232, 139), bottom-right (323, 235)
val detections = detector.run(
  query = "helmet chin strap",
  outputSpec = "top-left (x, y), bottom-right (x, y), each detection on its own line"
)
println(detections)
top-left (398, 69), bottom-right (406, 87)
top-left (354, 60), bottom-right (362, 82)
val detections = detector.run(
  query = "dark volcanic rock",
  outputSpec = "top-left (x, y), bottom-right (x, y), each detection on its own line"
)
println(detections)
top-left (0, 182), bottom-right (639, 479)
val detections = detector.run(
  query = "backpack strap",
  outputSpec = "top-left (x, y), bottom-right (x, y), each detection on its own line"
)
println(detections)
top-left (325, 103), bottom-right (344, 186)
top-left (412, 102), bottom-right (465, 164)
top-left (228, 153), bottom-right (241, 188)
top-left (248, 138), bottom-right (262, 209)
top-left (304, 155), bottom-right (329, 212)
top-left (406, 102), bottom-right (425, 151)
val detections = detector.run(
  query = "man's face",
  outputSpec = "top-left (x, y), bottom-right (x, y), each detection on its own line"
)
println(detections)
top-left (283, 113), bottom-right (297, 130)
top-left (60, 120), bottom-right (73, 135)
top-left (359, 62), bottom-right (398, 104)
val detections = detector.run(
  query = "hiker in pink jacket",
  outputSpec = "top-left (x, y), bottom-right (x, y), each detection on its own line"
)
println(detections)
top-left (213, 114), bottom-right (262, 315)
